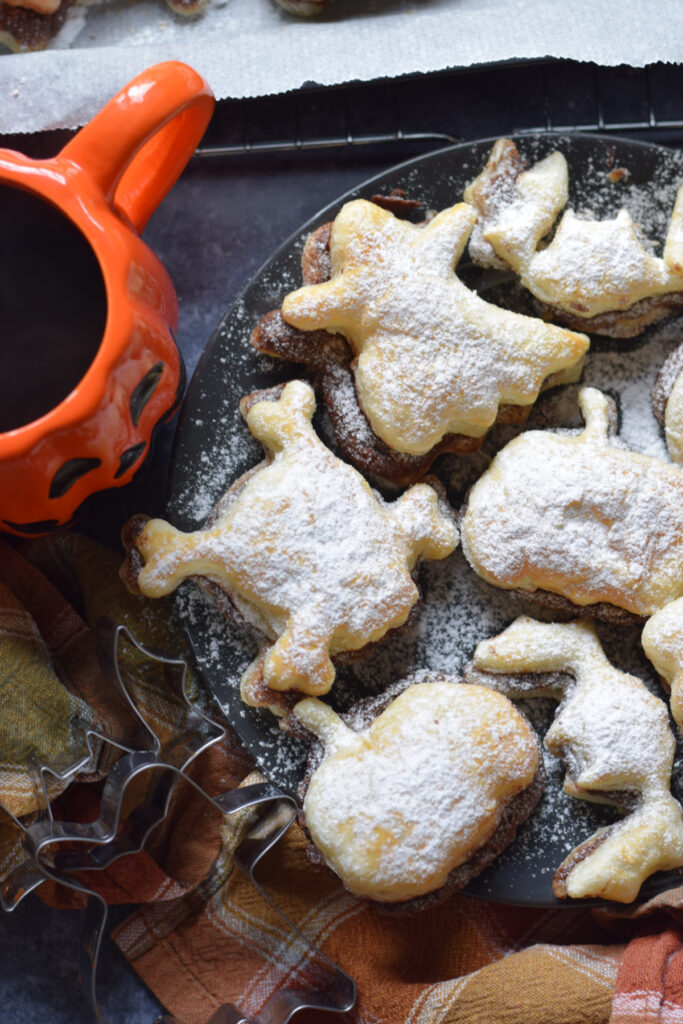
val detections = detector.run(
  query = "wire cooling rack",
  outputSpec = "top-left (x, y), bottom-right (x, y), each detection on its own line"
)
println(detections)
top-left (195, 61), bottom-right (683, 158)
top-left (0, 61), bottom-right (680, 162)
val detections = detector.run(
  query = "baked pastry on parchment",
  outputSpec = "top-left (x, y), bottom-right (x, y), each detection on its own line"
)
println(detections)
top-left (120, 380), bottom-right (457, 712)
top-left (0, 0), bottom-right (204, 51)
top-left (287, 670), bottom-right (542, 909)
top-left (0, 0), bottom-right (75, 50)
top-left (252, 197), bottom-right (588, 487)
top-left (273, 0), bottom-right (329, 13)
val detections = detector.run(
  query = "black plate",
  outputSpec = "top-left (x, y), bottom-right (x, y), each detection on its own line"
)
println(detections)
top-left (167, 132), bottom-right (683, 906)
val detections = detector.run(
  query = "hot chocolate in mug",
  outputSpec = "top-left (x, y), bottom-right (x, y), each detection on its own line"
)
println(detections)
top-left (0, 60), bottom-right (214, 536)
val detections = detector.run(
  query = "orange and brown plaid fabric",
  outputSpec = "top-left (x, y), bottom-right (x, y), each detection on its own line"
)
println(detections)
top-left (2, 531), bottom-right (683, 1024)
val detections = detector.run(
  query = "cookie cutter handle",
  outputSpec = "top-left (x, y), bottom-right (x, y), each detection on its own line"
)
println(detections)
top-left (61, 61), bottom-right (215, 233)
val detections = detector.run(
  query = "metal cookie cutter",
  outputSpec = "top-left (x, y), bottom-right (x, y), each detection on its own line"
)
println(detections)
top-left (0, 619), bottom-right (356, 1024)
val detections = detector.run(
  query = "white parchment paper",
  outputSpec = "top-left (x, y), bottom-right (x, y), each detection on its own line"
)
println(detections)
top-left (0, 0), bottom-right (681, 135)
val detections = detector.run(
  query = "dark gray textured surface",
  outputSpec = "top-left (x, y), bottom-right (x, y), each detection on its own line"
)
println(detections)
top-left (0, 900), bottom-right (161, 1022)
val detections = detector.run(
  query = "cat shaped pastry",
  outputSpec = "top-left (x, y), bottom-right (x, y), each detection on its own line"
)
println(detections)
top-left (290, 671), bottom-right (541, 906)
top-left (121, 380), bottom-right (458, 710)
top-left (467, 617), bottom-right (683, 902)
top-left (461, 387), bottom-right (683, 621)
top-left (253, 197), bottom-right (588, 485)
top-left (465, 138), bottom-right (683, 338)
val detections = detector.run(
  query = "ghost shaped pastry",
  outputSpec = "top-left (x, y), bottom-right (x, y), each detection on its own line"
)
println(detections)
top-left (274, 198), bottom-right (588, 462)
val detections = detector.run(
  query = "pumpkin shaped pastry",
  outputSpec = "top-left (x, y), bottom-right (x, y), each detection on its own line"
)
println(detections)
top-left (121, 381), bottom-right (458, 712)
top-left (287, 671), bottom-right (542, 907)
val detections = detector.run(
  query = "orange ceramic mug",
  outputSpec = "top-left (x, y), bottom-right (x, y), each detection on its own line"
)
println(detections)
top-left (0, 61), bottom-right (214, 537)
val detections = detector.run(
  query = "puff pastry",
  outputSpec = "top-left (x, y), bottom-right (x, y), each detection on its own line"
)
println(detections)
top-left (461, 387), bottom-right (683, 619)
top-left (469, 617), bottom-right (683, 902)
top-left (121, 380), bottom-right (458, 710)
top-left (280, 198), bottom-right (589, 456)
top-left (292, 672), bottom-right (541, 904)
top-left (465, 138), bottom-right (683, 338)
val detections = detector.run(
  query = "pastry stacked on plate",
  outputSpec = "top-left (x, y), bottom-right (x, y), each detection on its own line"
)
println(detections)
top-left (122, 137), bottom-right (683, 907)
top-left (0, 0), bottom-right (204, 51)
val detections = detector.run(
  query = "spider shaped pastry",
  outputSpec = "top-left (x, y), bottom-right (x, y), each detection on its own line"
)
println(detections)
top-left (465, 138), bottom-right (683, 338)
top-left (467, 616), bottom-right (683, 902)
top-left (253, 197), bottom-right (588, 486)
top-left (461, 387), bottom-right (683, 622)
top-left (121, 380), bottom-right (458, 710)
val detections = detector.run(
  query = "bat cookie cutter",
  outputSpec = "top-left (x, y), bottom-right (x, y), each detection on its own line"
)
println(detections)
top-left (0, 619), bottom-right (356, 1024)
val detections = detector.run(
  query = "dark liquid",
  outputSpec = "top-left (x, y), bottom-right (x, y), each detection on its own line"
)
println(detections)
top-left (0, 184), bottom-right (107, 433)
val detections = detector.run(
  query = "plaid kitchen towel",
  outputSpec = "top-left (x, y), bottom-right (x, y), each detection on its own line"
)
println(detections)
top-left (2, 530), bottom-right (683, 1024)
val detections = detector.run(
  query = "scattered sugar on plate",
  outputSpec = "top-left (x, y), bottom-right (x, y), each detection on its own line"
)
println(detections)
top-left (166, 133), bottom-right (683, 900)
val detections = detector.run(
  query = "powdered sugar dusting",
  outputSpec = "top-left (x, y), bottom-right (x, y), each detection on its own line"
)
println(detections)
top-left (461, 390), bottom-right (683, 616)
top-left (282, 199), bottom-right (587, 454)
top-left (470, 618), bottom-right (683, 901)
top-left (141, 381), bottom-right (457, 697)
top-left (167, 134), bottom-right (683, 902)
top-left (296, 680), bottom-right (537, 901)
top-left (465, 139), bottom-right (683, 319)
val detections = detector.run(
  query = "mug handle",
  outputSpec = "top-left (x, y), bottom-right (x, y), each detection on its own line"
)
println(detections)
top-left (60, 61), bottom-right (215, 233)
